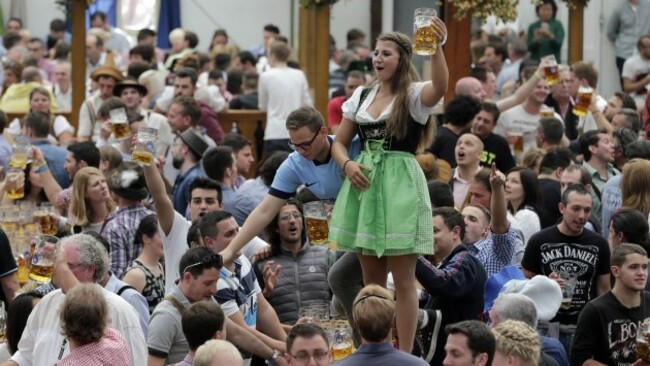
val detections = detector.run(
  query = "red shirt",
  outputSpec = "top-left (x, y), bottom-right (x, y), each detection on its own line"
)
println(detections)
top-left (327, 96), bottom-right (346, 128)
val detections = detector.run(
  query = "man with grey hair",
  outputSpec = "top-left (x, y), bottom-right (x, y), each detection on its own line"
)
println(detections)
top-left (2, 234), bottom-right (147, 366)
top-left (490, 293), bottom-right (568, 366)
top-left (611, 108), bottom-right (640, 132)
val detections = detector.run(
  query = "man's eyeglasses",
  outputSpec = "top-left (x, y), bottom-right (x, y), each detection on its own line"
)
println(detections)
top-left (279, 212), bottom-right (303, 221)
top-left (182, 254), bottom-right (223, 274)
top-left (290, 350), bottom-right (329, 363)
top-left (288, 132), bottom-right (319, 151)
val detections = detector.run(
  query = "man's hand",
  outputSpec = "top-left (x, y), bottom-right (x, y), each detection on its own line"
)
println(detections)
top-left (548, 271), bottom-right (567, 288)
top-left (489, 163), bottom-right (505, 190)
top-left (262, 261), bottom-right (282, 298)
top-left (252, 246), bottom-right (272, 264)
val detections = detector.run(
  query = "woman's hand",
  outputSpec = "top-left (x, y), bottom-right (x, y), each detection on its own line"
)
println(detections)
top-left (344, 161), bottom-right (371, 190)
top-left (431, 17), bottom-right (447, 45)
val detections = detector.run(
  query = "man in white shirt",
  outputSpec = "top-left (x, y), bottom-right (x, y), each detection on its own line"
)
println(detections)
top-left (258, 41), bottom-right (312, 156)
top-left (622, 34), bottom-right (650, 108)
top-left (53, 61), bottom-right (72, 112)
top-left (2, 234), bottom-right (146, 366)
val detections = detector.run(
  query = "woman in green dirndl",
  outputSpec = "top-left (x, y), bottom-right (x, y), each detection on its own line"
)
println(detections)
top-left (328, 22), bottom-right (448, 352)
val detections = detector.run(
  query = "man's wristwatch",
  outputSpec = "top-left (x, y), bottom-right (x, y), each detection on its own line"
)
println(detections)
top-left (269, 349), bottom-right (282, 361)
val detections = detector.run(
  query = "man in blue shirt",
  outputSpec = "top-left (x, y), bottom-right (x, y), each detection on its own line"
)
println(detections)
top-left (25, 111), bottom-right (70, 188)
top-left (171, 129), bottom-right (207, 215)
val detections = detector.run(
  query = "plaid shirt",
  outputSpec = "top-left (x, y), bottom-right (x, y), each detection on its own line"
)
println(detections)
top-left (468, 225), bottom-right (517, 277)
top-left (57, 328), bottom-right (131, 366)
top-left (102, 204), bottom-right (154, 279)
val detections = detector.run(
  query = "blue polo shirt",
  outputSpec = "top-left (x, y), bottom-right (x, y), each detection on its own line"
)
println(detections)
top-left (269, 136), bottom-right (361, 200)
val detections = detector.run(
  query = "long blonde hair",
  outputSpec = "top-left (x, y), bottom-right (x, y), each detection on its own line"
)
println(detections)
top-left (376, 32), bottom-right (434, 152)
top-left (622, 159), bottom-right (650, 218)
top-left (70, 167), bottom-right (116, 227)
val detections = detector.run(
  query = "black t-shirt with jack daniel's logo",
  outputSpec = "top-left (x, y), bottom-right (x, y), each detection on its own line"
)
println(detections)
top-left (521, 225), bottom-right (611, 325)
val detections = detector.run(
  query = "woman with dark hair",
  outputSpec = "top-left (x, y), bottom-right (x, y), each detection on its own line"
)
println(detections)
top-left (505, 167), bottom-right (542, 246)
top-left (527, 0), bottom-right (564, 62)
top-left (256, 198), bottom-right (335, 325)
top-left (123, 214), bottom-right (165, 313)
top-left (1, 291), bottom-right (44, 361)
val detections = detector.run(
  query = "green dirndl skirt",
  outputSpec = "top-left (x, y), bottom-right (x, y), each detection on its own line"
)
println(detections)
top-left (328, 140), bottom-right (434, 257)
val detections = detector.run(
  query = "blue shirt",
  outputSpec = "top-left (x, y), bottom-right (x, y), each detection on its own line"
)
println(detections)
top-left (269, 136), bottom-right (361, 200)
top-left (335, 342), bottom-right (428, 366)
top-left (172, 163), bottom-right (204, 216)
top-left (221, 184), bottom-right (258, 227)
top-left (0, 135), bottom-right (11, 173)
top-left (32, 140), bottom-right (70, 189)
top-left (600, 174), bottom-right (622, 239)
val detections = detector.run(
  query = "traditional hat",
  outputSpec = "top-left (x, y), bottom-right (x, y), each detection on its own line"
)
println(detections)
top-left (107, 161), bottom-right (148, 201)
top-left (177, 129), bottom-right (208, 159)
top-left (500, 275), bottom-right (563, 322)
top-left (91, 51), bottom-right (124, 82)
top-left (113, 78), bottom-right (148, 97)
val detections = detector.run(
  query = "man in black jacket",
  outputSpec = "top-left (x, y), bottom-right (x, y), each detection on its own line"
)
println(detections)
top-left (414, 207), bottom-right (488, 365)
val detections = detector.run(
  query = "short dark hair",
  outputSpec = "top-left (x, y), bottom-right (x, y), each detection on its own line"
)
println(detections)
top-left (212, 29), bottom-right (228, 42)
top-left (479, 102), bottom-right (500, 124)
top-left (625, 140), bottom-right (650, 160)
top-left (264, 24), bottom-right (280, 34)
top-left (286, 106), bottom-right (325, 133)
top-left (260, 151), bottom-right (290, 186)
top-left (175, 67), bottom-right (198, 86)
top-left (428, 180), bottom-right (455, 208)
top-left (203, 146), bottom-right (234, 182)
top-left (50, 18), bottom-right (66, 32)
top-left (432, 207), bottom-right (466, 241)
top-left (346, 28), bottom-right (366, 43)
top-left (129, 45), bottom-right (155, 63)
top-left (28, 37), bottom-right (43, 47)
top-left (239, 51), bottom-right (256, 65)
top-left (197, 210), bottom-right (233, 240)
top-left (571, 61), bottom-right (598, 88)
top-left (182, 301), bottom-right (226, 351)
top-left (536, 0), bottom-right (558, 18)
top-left (133, 214), bottom-right (159, 247)
top-left (610, 209), bottom-right (650, 253)
top-left (68, 141), bottom-right (100, 168)
top-left (226, 69), bottom-right (243, 95)
top-left (171, 95), bottom-right (201, 126)
top-left (444, 95), bottom-right (481, 128)
top-left (137, 28), bottom-right (156, 42)
top-left (561, 183), bottom-right (590, 205)
top-left (286, 323), bottom-right (329, 353)
top-left (90, 11), bottom-right (107, 22)
top-left (25, 111), bottom-right (50, 138)
top-left (469, 64), bottom-right (493, 83)
top-left (184, 30), bottom-right (199, 48)
top-left (178, 246), bottom-right (222, 278)
top-left (614, 109), bottom-right (640, 132)
top-left (539, 118), bottom-right (564, 145)
top-left (539, 148), bottom-right (573, 174)
top-left (60, 284), bottom-right (108, 346)
top-left (579, 129), bottom-right (608, 162)
top-left (612, 243), bottom-right (648, 267)
top-left (446, 320), bottom-right (496, 365)
top-left (188, 176), bottom-right (223, 204)
top-left (487, 42), bottom-right (508, 63)
top-left (221, 134), bottom-right (252, 153)
top-left (614, 91), bottom-right (637, 110)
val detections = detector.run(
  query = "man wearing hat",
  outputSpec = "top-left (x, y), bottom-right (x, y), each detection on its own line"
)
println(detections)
top-left (101, 161), bottom-right (154, 279)
top-left (171, 129), bottom-right (208, 216)
top-left (114, 78), bottom-right (173, 158)
top-left (78, 50), bottom-right (124, 143)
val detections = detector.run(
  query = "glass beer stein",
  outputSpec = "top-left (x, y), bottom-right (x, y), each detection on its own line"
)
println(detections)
top-left (303, 201), bottom-right (329, 245)
top-left (413, 8), bottom-right (439, 56)
top-left (132, 127), bottom-right (158, 166)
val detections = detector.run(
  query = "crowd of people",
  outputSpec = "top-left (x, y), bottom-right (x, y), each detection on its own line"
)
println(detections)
top-left (0, 0), bottom-right (649, 365)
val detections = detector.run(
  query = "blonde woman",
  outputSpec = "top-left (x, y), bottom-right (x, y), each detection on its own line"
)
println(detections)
top-left (492, 320), bottom-right (540, 366)
top-left (621, 158), bottom-right (650, 222)
top-left (69, 167), bottom-right (116, 234)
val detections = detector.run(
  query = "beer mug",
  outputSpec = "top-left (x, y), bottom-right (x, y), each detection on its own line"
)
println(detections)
top-left (558, 271), bottom-right (578, 310)
top-left (109, 107), bottom-right (130, 140)
top-left (6, 168), bottom-right (25, 200)
top-left (28, 235), bottom-right (59, 282)
top-left (509, 131), bottom-right (524, 163)
top-left (541, 55), bottom-right (559, 86)
top-left (132, 127), bottom-right (158, 166)
top-left (303, 201), bottom-right (329, 245)
top-left (540, 105), bottom-right (555, 119)
top-left (10, 135), bottom-right (29, 169)
top-left (638, 320), bottom-right (650, 363)
top-left (574, 85), bottom-right (593, 117)
top-left (34, 203), bottom-right (57, 236)
top-left (331, 321), bottom-right (354, 361)
top-left (413, 8), bottom-right (439, 56)
top-left (0, 207), bottom-right (19, 233)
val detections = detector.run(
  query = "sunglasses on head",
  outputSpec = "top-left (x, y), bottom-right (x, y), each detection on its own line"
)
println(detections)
top-left (182, 254), bottom-right (223, 274)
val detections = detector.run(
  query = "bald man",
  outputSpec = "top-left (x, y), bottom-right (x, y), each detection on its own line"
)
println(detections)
top-left (456, 61), bottom-right (549, 113)
top-left (451, 133), bottom-right (484, 208)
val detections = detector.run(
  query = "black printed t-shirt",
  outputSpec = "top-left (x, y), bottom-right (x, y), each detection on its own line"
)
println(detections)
top-left (521, 225), bottom-right (610, 325)
top-left (479, 133), bottom-right (516, 174)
